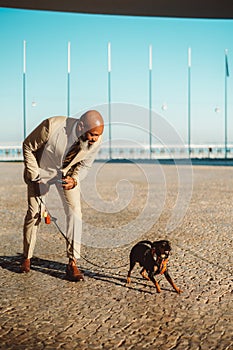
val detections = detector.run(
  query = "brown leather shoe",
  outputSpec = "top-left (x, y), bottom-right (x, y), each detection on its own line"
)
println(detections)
top-left (66, 260), bottom-right (84, 281)
top-left (20, 258), bottom-right (30, 273)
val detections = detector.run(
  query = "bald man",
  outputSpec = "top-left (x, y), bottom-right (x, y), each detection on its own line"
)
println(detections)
top-left (21, 110), bottom-right (104, 281)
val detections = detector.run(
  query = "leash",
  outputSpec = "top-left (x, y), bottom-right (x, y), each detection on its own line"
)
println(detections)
top-left (37, 197), bottom-right (231, 275)
top-left (38, 196), bottom-right (129, 271)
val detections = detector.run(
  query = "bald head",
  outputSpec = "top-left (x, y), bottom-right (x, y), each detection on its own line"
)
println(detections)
top-left (80, 110), bottom-right (104, 131)
top-left (78, 110), bottom-right (104, 147)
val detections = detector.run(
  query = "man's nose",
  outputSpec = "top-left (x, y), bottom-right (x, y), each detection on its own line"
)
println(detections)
top-left (92, 135), bottom-right (98, 142)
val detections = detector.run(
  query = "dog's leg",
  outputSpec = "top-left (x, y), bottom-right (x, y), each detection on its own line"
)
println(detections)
top-left (164, 271), bottom-right (183, 294)
top-left (155, 280), bottom-right (161, 293)
top-left (149, 273), bottom-right (161, 293)
top-left (126, 261), bottom-right (136, 284)
top-left (126, 269), bottom-right (132, 284)
top-left (140, 268), bottom-right (150, 281)
top-left (141, 270), bottom-right (161, 293)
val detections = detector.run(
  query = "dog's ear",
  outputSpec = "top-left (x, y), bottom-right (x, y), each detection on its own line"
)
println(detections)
top-left (151, 241), bottom-right (161, 255)
top-left (161, 240), bottom-right (172, 249)
top-left (152, 241), bottom-right (160, 249)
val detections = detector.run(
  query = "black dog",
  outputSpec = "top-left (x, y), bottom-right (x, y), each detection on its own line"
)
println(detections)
top-left (126, 240), bottom-right (183, 294)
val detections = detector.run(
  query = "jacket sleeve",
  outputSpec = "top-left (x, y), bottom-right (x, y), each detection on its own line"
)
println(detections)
top-left (23, 119), bottom-right (50, 181)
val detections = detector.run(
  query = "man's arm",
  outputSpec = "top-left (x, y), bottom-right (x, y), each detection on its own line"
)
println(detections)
top-left (23, 119), bottom-right (50, 181)
top-left (61, 146), bottom-right (100, 191)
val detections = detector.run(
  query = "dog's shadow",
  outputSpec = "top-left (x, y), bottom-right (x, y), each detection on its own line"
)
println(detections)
top-left (0, 255), bottom-right (173, 294)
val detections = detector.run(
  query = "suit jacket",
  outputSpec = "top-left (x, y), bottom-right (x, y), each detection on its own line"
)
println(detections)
top-left (23, 116), bottom-right (102, 183)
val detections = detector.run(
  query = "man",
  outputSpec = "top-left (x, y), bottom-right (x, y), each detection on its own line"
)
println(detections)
top-left (20, 110), bottom-right (104, 281)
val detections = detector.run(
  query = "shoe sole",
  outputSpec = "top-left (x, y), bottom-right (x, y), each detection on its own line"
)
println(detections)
top-left (66, 267), bottom-right (84, 281)
top-left (66, 274), bottom-right (84, 282)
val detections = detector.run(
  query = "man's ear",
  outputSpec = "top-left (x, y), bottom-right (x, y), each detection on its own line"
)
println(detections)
top-left (79, 120), bottom-right (84, 129)
top-left (78, 120), bottom-right (85, 135)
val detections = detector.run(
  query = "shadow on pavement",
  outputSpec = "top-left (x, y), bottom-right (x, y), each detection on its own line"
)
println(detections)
top-left (0, 255), bottom-right (173, 294)
top-left (0, 254), bottom-right (66, 279)
top-left (0, 254), bottom-right (22, 273)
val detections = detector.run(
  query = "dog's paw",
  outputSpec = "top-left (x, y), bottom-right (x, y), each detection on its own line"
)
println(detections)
top-left (126, 278), bottom-right (131, 284)
top-left (176, 288), bottom-right (183, 294)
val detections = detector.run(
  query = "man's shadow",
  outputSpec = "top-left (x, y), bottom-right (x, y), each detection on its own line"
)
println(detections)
top-left (0, 255), bottom-right (172, 294)
top-left (0, 254), bottom-right (66, 280)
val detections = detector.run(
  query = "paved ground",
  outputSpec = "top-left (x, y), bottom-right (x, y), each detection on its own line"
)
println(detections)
top-left (0, 162), bottom-right (232, 350)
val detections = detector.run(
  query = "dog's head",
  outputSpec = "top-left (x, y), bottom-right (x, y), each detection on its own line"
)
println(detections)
top-left (151, 240), bottom-right (171, 259)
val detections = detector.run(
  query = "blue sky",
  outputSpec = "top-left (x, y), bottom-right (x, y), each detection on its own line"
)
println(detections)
top-left (0, 8), bottom-right (233, 145)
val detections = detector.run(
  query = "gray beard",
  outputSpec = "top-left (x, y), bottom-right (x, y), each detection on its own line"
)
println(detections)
top-left (79, 138), bottom-right (93, 151)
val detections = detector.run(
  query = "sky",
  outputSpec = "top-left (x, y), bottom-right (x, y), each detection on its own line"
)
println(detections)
top-left (0, 7), bottom-right (233, 146)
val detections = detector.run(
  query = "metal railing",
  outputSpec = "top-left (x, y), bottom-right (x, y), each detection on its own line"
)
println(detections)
top-left (1, 144), bottom-right (233, 161)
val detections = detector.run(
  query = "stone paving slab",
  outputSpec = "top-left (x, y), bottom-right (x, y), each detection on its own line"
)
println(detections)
top-left (0, 162), bottom-right (232, 349)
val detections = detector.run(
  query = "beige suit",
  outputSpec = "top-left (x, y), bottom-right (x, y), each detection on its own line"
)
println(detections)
top-left (23, 116), bottom-right (102, 260)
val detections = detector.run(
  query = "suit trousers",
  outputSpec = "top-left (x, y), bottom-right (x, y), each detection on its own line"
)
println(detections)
top-left (23, 181), bottom-right (82, 260)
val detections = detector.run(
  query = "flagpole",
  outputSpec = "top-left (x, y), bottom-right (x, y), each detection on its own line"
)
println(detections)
top-left (67, 41), bottom-right (71, 117)
top-left (108, 42), bottom-right (112, 159)
top-left (23, 40), bottom-right (27, 139)
top-left (224, 49), bottom-right (229, 159)
top-left (188, 47), bottom-right (191, 157)
top-left (149, 44), bottom-right (152, 159)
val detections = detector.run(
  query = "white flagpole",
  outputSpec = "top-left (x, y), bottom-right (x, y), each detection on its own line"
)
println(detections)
top-left (108, 42), bottom-right (112, 159)
top-left (188, 47), bottom-right (191, 157)
top-left (224, 49), bottom-right (229, 158)
top-left (67, 41), bottom-right (71, 117)
top-left (149, 44), bottom-right (152, 159)
top-left (23, 40), bottom-right (27, 139)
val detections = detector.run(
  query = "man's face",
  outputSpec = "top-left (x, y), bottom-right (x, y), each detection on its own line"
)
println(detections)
top-left (83, 125), bottom-right (104, 146)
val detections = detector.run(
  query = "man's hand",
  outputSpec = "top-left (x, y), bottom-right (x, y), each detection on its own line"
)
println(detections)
top-left (34, 181), bottom-right (49, 196)
top-left (61, 176), bottom-right (77, 190)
